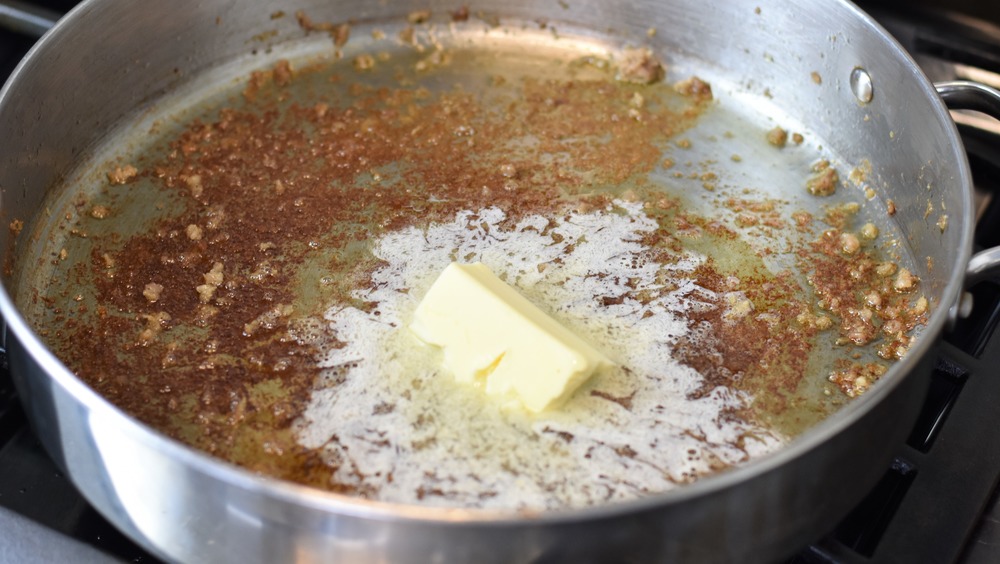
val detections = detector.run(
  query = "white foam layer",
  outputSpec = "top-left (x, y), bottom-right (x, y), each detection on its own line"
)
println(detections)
top-left (293, 201), bottom-right (785, 509)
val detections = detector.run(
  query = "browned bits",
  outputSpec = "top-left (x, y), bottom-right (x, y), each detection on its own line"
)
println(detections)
top-left (196, 262), bottom-right (224, 303)
top-left (8, 219), bottom-right (23, 236)
top-left (792, 132), bottom-right (804, 145)
top-left (806, 161), bottom-right (839, 196)
top-left (183, 174), bottom-right (203, 198)
top-left (886, 199), bottom-right (897, 216)
top-left (673, 77), bottom-right (713, 102)
top-left (39, 36), bottom-right (929, 497)
top-left (792, 211), bottom-right (813, 229)
top-left (451, 5), bottom-right (469, 22)
top-left (333, 23), bottom-right (351, 48)
top-left (766, 126), bottom-right (788, 148)
top-left (824, 202), bottom-right (860, 230)
top-left (811, 71), bottom-right (822, 85)
top-left (407, 10), bottom-right (431, 24)
top-left (838, 232), bottom-right (860, 255)
top-left (273, 59), bottom-right (293, 86)
top-left (806, 225), bottom-right (925, 394)
top-left (875, 261), bottom-right (897, 278)
top-left (90, 205), bottom-right (111, 219)
top-left (829, 362), bottom-right (886, 397)
top-left (242, 60), bottom-right (296, 102)
top-left (398, 26), bottom-right (415, 45)
top-left (294, 10), bottom-right (319, 30)
top-left (616, 47), bottom-right (665, 84)
top-left (143, 282), bottom-right (164, 303)
top-left (243, 303), bottom-right (294, 337)
top-left (893, 268), bottom-right (918, 292)
top-left (937, 214), bottom-right (949, 232)
top-left (298, 13), bottom-right (353, 51)
top-left (354, 54), bottom-right (376, 71)
top-left (107, 164), bottom-right (138, 185)
top-left (796, 310), bottom-right (832, 330)
top-left (138, 312), bottom-right (171, 346)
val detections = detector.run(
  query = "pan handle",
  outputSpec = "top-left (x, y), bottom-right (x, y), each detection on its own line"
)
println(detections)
top-left (936, 80), bottom-right (1000, 290)
top-left (937, 80), bottom-right (1000, 118)
top-left (0, 0), bottom-right (59, 39)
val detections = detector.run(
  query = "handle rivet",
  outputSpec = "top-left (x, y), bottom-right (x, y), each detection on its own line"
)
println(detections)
top-left (851, 67), bottom-right (874, 104)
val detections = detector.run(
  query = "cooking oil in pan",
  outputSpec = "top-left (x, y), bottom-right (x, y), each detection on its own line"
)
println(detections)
top-left (14, 18), bottom-right (925, 509)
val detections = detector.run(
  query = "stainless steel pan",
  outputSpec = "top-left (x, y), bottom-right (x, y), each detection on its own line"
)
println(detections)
top-left (2, 0), bottom-right (1000, 562)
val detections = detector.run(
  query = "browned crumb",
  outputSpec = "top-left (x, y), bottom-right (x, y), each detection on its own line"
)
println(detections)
top-left (90, 205), bottom-right (111, 219)
top-left (143, 282), bottom-right (164, 303)
top-left (673, 77), bottom-right (712, 102)
top-left (408, 10), bottom-right (431, 24)
top-left (182, 175), bottom-right (203, 198)
top-left (792, 211), bottom-right (813, 229)
top-left (829, 362), bottom-right (886, 397)
top-left (766, 126), bottom-right (788, 148)
top-left (806, 161), bottom-right (839, 196)
top-left (294, 12), bottom-right (350, 47)
top-left (839, 232), bottom-right (860, 255)
top-left (893, 268), bottom-right (918, 293)
top-left (137, 311), bottom-right (171, 346)
top-left (107, 164), bottom-right (138, 185)
top-left (811, 71), bottom-right (822, 84)
top-left (186, 224), bottom-right (203, 241)
top-left (451, 5), bottom-right (469, 21)
top-left (937, 214), bottom-right (948, 232)
top-left (616, 47), bottom-right (664, 85)
top-left (797, 310), bottom-right (833, 331)
top-left (824, 202), bottom-right (860, 230)
top-left (354, 54), bottom-right (376, 71)
top-left (242, 60), bottom-right (295, 102)
top-left (875, 262), bottom-right (897, 278)
top-left (333, 23), bottom-right (351, 48)
top-left (8, 219), bottom-right (23, 236)
top-left (792, 132), bottom-right (804, 145)
top-left (415, 50), bottom-right (452, 72)
top-left (196, 262), bottom-right (224, 303)
top-left (398, 26), bottom-right (415, 45)
top-left (295, 10), bottom-right (333, 31)
top-left (273, 59), bottom-right (293, 86)
top-left (886, 199), bottom-right (897, 216)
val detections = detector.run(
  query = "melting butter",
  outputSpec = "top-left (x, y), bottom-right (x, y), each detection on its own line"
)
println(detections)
top-left (410, 262), bottom-right (613, 412)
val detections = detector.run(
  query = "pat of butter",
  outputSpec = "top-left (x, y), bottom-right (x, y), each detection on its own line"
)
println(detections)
top-left (410, 262), bottom-right (613, 413)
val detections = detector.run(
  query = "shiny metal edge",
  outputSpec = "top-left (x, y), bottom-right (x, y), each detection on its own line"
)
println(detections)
top-left (0, 0), bottom-right (975, 529)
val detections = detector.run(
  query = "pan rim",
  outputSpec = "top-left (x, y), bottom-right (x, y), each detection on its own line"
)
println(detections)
top-left (0, 0), bottom-right (975, 529)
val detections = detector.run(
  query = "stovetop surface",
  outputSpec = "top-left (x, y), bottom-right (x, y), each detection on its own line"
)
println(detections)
top-left (4, 2), bottom-right (1000, 563)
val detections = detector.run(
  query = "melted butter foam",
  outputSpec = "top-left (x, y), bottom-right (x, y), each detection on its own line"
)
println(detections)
top-left (293, 201), bottom-right (786, 509)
